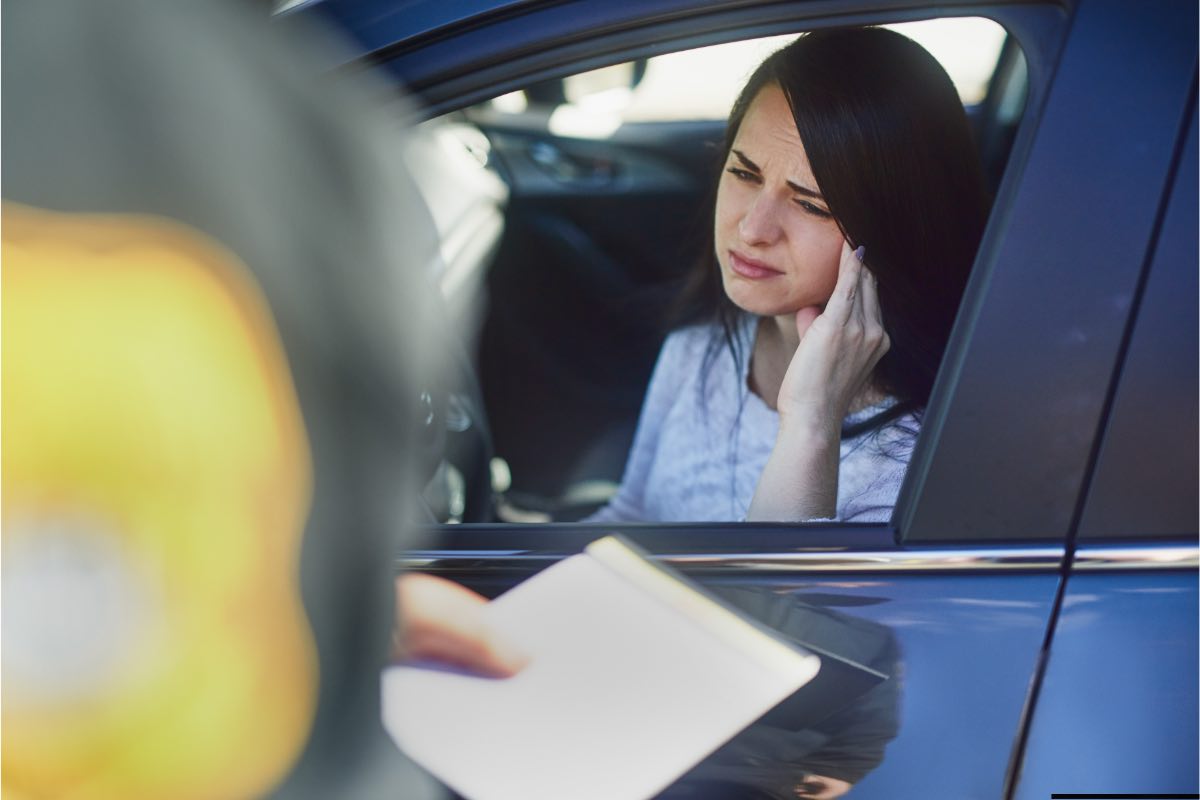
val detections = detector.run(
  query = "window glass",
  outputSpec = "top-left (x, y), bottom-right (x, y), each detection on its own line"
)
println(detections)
top-left (487, 17), bottom-right (1007, 138)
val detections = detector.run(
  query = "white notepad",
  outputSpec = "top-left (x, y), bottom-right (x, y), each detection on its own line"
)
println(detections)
top-left (382, 536), bottom-right (822, 800)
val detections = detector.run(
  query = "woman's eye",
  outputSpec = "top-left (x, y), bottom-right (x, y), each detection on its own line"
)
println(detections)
top-left (796, 200), bottom-right (832, 218)
top-left (725, 167), bottom-right (758, 183)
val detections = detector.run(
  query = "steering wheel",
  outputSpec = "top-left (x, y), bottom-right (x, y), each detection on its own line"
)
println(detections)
top-left (416, 339), bottom-right (495, 523)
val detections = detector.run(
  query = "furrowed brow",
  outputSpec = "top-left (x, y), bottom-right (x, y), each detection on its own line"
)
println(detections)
top-left (730, 149), bottom-right (760, 172)
top-left (786, 180), bottom-right (825, 201)
top-left (731, 149), bottom-right (825, 201)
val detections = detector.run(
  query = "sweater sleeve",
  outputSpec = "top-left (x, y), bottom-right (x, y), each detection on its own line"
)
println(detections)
top-left (585, 329), bottom-right (694, 523)
top-left (838, 417), bottom-right (920, 523)
top-left (839, 463), bottom-right (907, 522)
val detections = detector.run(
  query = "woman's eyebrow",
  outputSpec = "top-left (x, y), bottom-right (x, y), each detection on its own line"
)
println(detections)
top-left (786, 181), bottom-right (825, 201)
top-left (730, 148), bottom-right (824, 200)
top-left (731, 149), bottom-right (762, 173)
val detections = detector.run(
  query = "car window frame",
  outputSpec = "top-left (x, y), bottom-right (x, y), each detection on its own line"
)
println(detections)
top-left (310, 0), bottom-right (1192, 550)
top-left (1074, 86), bottom-right (1198, 542)
top-left (894, 0), bottom-right (1197, 542)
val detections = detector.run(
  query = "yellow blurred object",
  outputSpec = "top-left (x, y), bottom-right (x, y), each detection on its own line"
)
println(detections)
top-left (1, 203), bottom-right (319, 799)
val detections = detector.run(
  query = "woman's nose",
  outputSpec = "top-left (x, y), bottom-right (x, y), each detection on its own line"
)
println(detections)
top-left (737, 194), bottom-right (782, 245)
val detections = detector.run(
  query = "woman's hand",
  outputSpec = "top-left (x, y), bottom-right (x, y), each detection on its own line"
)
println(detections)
top-left (392, 573), bottom-right (527, 678)
top-left (747, 240), bottom-right (889, 522)
top-left (776, 240), bottom-right (890, 434)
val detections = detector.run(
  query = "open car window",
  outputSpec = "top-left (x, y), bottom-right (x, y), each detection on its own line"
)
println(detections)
top-left (480, 17), bottom-right (1008, 131)
top-left (408, 17), bottom-right (1028, 526)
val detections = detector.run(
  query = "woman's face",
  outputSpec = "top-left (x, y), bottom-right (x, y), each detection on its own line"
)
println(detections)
top-left (714, 83), bottom-right (844, 319)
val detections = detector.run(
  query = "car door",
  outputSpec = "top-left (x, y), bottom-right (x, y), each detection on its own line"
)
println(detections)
top-left (1012, 68), bottom-right (1199, 798)
top-left (301, 0), bottom-right (1198, 796)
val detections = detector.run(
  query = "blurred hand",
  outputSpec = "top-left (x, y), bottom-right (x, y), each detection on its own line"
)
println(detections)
top-left (392, 573), bottom-right (527, 678)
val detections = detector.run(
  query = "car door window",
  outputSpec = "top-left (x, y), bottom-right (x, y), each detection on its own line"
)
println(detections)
top-left (415, 17), bottom-right (1027, 525)
top-left (485, 17), bottom-right (1008, 135)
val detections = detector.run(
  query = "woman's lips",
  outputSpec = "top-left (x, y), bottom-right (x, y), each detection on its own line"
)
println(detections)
top-left (729, 251), bottom-right (783, 280)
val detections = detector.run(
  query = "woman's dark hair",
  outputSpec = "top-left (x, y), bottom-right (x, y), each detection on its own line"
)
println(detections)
top-left (676, 26), bottom-right (990, 418)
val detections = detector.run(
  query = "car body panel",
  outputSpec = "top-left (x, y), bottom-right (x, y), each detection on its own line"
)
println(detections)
top-left (1013, 565), bottom-right (1199, 797)
top-left (1077, 94), bottom-right (1198, 540)
top-left (412, 539), bottom-right (1063, 800)
top-left (898, 0), bottom-right (1198, 541)
top-left (319, 1), bottom-right (1067, 116)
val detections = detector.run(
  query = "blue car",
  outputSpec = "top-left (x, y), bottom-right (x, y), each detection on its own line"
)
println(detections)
top-left (308, 1), bottom-right (1200, 797)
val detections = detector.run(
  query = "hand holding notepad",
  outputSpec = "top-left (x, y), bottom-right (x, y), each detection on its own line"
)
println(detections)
top-left (382, 536), bottom-right (823, 800)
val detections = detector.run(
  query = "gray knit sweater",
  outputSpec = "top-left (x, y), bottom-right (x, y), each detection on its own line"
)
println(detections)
top-left (589, 315), bottom-right (918, 523)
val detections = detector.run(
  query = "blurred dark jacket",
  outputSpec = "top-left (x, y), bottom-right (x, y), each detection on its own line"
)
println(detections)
top-left (3, 1), bottom-right (443, 797)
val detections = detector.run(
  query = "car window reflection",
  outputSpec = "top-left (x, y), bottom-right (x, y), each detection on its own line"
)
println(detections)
top-left (662, 586), bottom-right (903, 799)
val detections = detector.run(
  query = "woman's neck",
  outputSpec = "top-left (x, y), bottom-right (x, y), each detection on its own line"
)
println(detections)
top-left (754, 312), bottom-right (887, 415)
top-left (766, 310), bottom-right (801, 353)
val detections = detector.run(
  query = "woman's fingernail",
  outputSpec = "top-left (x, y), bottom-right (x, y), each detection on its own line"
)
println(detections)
top-left (854, 245), bottom-right (866, 262)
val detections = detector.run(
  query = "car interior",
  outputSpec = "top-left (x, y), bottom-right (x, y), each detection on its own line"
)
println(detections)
top-left (405, 17), bottom-right (1030, 524)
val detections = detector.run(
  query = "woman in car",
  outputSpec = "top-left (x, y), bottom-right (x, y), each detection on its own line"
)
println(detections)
top-left (591, 27), bottom-right (989, 523)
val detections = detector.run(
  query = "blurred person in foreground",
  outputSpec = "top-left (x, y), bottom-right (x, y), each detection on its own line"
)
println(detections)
top-left (1, 2), bottom-right (518, 798)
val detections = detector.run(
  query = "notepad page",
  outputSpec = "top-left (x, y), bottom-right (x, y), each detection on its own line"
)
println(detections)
top-left (585, 535), bottom-right (820, 676)
top-left (382, 552), bottom-right (820, 800)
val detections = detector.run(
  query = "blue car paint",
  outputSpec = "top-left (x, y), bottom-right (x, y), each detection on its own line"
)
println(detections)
top-left (1014, 571), bottom-right (1200, 798)
top-left (797, 575), bottom-right (1058, 800)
